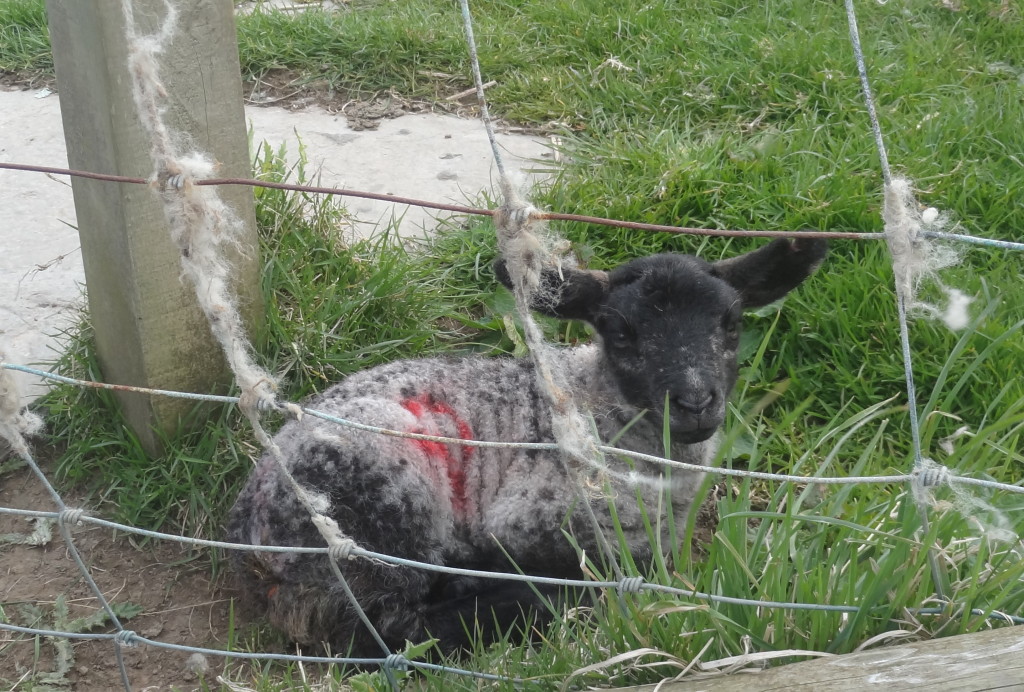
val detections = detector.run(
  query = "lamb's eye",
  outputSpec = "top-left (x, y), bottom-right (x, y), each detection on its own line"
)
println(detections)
top-left (596, 315), bottom-right (634, 348)
top-left (607, 330), bottom-right (634, 349)
top-left (723, 315), bottom-right (740, 341)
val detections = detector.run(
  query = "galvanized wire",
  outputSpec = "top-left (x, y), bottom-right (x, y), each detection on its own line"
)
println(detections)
top-left (11, 361), bottom-right (1024, 494)
top-left (3, 2), bottom-right (1024, 688)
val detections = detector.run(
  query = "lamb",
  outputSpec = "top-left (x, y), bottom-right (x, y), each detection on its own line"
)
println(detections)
top-left (226, 236), bottom-right (827, 657)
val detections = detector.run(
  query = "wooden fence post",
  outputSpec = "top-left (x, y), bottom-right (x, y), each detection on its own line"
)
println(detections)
top-left (45, 0), bottom-right (260, 455)
top-left (614, 625), bottom-right (1024, 691)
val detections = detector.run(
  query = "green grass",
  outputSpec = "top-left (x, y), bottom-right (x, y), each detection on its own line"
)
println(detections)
top-left (222, 0), bottom-right (1024, 468)
top-left (4, 0), bottom-right (1024, 689)
top-left (0, 0), bottom-right (49, 74)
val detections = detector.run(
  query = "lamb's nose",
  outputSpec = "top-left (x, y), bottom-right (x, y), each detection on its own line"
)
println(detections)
top-left (675, 393), bottom-right (713, 415)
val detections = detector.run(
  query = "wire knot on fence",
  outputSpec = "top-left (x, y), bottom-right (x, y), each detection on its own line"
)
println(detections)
top-left (114, 630), bottom-right (141, 649)
top-left (58, 508), bottom-right (86, 527)
top-left (383, 653), bottom-right (412, 673)
top-left (913, 460), bottom-right (953, 489)
top-left (617, 576), bottom-right (646, 595)
top-left (310, 514), bottom-right (360, 562)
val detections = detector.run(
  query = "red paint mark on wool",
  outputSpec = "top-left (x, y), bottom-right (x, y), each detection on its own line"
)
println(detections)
top-left (400, 394), bottom-right (475, 516)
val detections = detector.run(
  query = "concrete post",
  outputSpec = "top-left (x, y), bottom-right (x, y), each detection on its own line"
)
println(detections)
top-left (45, 0), bottom-right (260, 455)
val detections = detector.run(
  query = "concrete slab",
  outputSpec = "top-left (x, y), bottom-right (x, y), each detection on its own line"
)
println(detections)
top-left (249, 105), bottom-right (554, 241)
top-left (0, 87), bottom-right (553, 403)
top-left (0, 89), bottom-right (82, 403)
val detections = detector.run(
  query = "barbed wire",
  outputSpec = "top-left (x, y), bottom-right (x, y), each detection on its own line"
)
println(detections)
top-left (4, 159), bottom-right (1024, 249)
top-left (4, 596), bottom-right (1019, 683)
top-left (4, 1), bottom-right (1024, 689)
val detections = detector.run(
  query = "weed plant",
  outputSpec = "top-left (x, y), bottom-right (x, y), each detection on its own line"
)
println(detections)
top-left (3, 0), bottom-right (1024, 688)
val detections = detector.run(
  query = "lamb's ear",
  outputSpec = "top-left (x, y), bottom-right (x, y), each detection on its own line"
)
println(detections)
top-left (711, 237), bottom-right (828, 308)
top-left (493, 258), bottom-right (609, 321)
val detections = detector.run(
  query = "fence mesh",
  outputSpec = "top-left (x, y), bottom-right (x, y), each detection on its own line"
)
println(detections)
top-left (2, 0), bottom-right (1023, 690)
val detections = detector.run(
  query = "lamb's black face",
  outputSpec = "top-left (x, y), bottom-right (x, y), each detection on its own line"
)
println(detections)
top-left (494, 237), bottom-right (828, 445)
top-left (595, 255), bottom-right (742, 443)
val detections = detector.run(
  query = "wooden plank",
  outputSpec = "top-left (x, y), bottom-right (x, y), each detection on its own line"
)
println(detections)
top-left (615, 626), bottom-right (1024, 691)
top-left (45, 0), bottom-right (259, 454)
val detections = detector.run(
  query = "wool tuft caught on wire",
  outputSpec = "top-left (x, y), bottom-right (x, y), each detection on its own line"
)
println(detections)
top-left (118, 0), bottom-right (384, 637)
top-left (912, 457), bottom-right (1019, 545)
top-left (883, 177), bottom-right (972, 331)
top-left (0, 348), bottom-right (43, 457)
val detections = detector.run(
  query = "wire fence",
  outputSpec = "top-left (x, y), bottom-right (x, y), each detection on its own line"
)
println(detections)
top-left (2, 356), bottom-right (1024, 688)
top-left (2, 0), bottom-right (1024, 690)
top-left (3, 160), bottom-right (1024, 250)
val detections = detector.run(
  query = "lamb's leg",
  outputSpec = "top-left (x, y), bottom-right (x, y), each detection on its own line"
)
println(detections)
top-left (261, 560), bottom-right (439, 657)
top-left (420, 575), bottom-right (588, 653)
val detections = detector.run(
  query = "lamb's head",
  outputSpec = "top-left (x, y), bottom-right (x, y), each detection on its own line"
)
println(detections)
top-left (496, 237), bottom-right (827, 443)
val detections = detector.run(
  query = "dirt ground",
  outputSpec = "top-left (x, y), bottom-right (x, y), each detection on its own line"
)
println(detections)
top-left (247, 68), bottom-right (454, 128)
top-left (0, 454), bottom-right (247, 691)
top-left (0, 440), bottom-right (721, 691)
